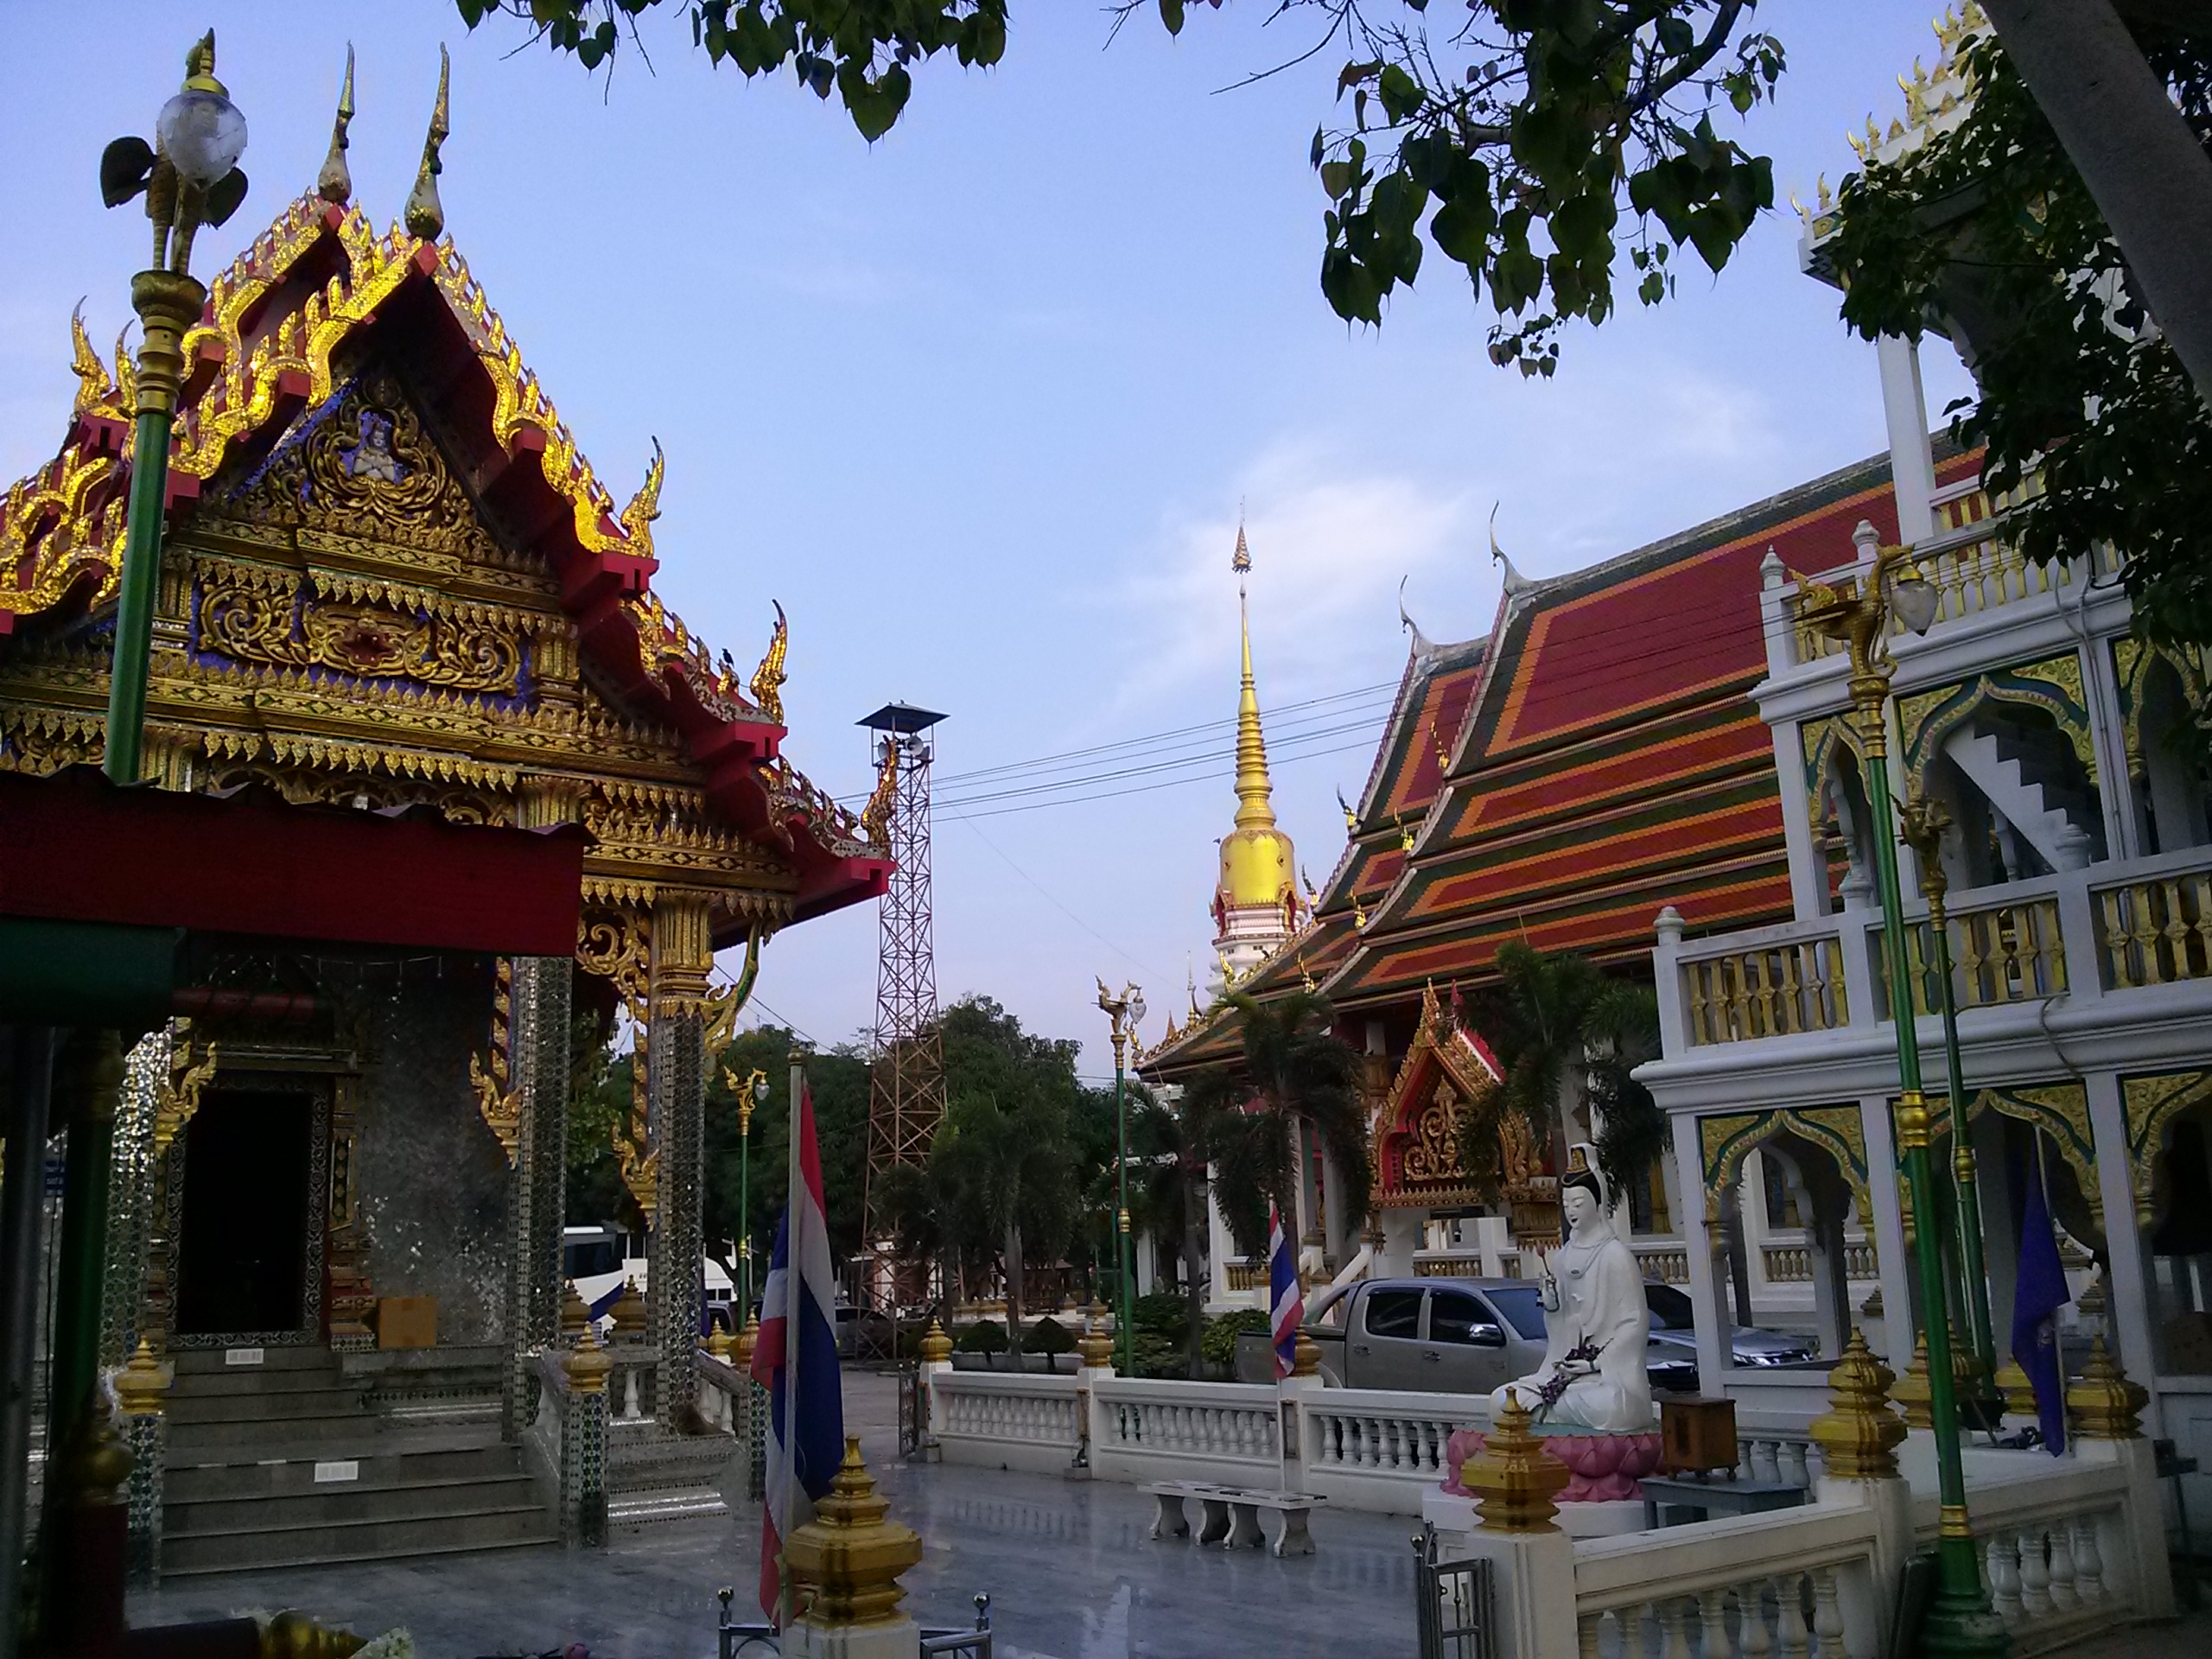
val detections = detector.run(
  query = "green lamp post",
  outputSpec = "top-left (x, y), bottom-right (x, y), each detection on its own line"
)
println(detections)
top-left (1097, 979), bottom-right (1146, 1375)
top-left (741, 1068), bottom-right (768, 1318)
top-left (96, 30), bottom-right (251, 784)
top-left (1897, 791), bottom-right (2000, 1394)
top-left (1798, 521), bottom-right (2007, 1656)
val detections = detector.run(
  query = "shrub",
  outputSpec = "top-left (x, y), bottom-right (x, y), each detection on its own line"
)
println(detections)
top-left (1130, 1290), bottom-right (1189, 1344)
top-left (1023, 1317), bottom-right (1074, 1356)
top-left (1201, 1308), bottom-right (1270, 1370)
top-left (953, 1319), bottom-right (1007, 1355)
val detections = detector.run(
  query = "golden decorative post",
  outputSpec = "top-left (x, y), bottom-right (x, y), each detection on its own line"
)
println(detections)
top-left (1809, 1330), bottom-right (1906, 1479)
top-left (258, 1611), bottom-right (368, 1659)
top-left (782, 1438), bottom-right (924, 1640)
top-left (563, 1325), bottom-right (613, 1395)
top-left (559, 1281), bottom-right (589, 1341)
top-left (1992, 1356), bottom-right (2037, 1419)
top-left (1892, 1332), bottom-right (1936, 1431)
top-left (1290, 1329), bottom-right (1320, 1379)
top-left (609, 1276), bottom-right (648, 1339)
top-left (2066, 1336), bottom-right (2148, 1440)
top-left (919, 1319), bottom-right (954, 1365)
top-left (734, 1311), bottom-right (760, 1371)
top-left (1456, 1390), bottom-right (1570, 1533)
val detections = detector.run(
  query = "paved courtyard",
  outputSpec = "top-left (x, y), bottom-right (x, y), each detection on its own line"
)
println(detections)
top-left (128, 1371), bottom-right (1426, 1657)
top-left (124, 1370), bottom-right (2212, 1657)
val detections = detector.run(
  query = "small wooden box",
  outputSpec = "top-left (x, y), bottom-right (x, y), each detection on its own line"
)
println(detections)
top-left (1660, 1396), bottom-right (1738, 1474)
top-left (376, 1295), bottom-right (437, 1350)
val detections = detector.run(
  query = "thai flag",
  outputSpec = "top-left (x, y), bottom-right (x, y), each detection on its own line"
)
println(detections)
top-left (1268, 1204), bottom-right (1303, 1381)
top-left (749, 1079), bottom-right (844, 1622)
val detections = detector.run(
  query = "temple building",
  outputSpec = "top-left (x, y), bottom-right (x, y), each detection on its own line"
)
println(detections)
top-left (1209, 527), bottom-right (1302, 988)
top-left (1145, 0), bottom-right (2210, 1522)
top-left (0, 69), bottom-right (887, 1578)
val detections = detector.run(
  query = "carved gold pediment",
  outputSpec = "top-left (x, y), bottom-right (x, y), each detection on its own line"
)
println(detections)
top-left (221, 367), bottom-right (521, 569)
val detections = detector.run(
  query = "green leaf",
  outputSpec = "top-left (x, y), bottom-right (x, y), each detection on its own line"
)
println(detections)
top-left (1378, 64), bottom-right (1424, 125)
top-left (1159, 0), bottom-right (1185, 37)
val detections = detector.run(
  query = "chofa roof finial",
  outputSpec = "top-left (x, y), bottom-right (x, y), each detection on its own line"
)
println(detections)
top-left (318, 45), bottom-right (356, 207)
top-left (1489, 503), bottom-right (1530, 597)
top-left (404, 44), bottom-right (450, 241)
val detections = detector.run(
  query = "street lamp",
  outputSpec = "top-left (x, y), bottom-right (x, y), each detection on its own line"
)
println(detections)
top-left (1799, 521), bottom-right (2006, 1656)
top-left (728, 1067), bottom-right (769, 1320)
top-left (1897, 791), bottom-right (2000, 1397)
top-left (1096, 979), bottom-right (1146, 1375)
top-left (96, 31), bottom-right (251, 785)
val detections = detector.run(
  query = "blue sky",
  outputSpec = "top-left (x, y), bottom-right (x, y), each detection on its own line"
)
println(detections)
top-left (8, 3), bottom-right (1974, 1077)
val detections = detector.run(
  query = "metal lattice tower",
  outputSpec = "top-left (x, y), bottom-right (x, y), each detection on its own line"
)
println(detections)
top-left (859, 702), bottom-right (949, 1266)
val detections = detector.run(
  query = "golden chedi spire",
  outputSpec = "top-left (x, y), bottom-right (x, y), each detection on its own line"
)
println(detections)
top-left (1216, 524), bottom-right (1297, 928)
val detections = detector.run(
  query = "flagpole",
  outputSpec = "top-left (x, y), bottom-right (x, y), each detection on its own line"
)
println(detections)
top-left (780, 1043), bottom-right (807, 1631)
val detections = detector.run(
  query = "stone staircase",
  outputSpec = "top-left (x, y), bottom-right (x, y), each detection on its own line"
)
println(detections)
top-left (1942, 726), bottom-right (2099, 873)
top-left (161, 1345), bottom-right (554, 1577)
top-left (606, 1415), bottom-right (743, 1528)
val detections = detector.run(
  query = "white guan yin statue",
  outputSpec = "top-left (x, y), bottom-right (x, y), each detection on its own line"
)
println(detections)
top-left (1487, 1144), bottom-right (1655, 1433)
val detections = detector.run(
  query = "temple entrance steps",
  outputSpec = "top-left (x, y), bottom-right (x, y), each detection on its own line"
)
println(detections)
top-left (161, 1345), bottom-right (555, 1577)
top-left (605, 1419), bottom-right (742, 1529)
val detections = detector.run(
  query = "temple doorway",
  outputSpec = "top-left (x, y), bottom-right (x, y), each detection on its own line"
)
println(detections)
top-left (175, 1085), bottom-right (318, 1339)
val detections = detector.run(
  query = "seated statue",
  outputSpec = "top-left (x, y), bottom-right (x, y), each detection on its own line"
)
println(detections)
top-left (1487, 1147), bottom-right (1655, 1434)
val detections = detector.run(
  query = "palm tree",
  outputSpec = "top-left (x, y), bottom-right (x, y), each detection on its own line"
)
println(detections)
top-left (1184, 989), bottom-right (1370, 1298)
top-left (1464, 943), bottom-right (1667, 1207)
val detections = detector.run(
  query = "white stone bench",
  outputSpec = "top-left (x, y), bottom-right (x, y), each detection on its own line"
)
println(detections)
top-left (1141, 1480), bottom-right (1325, 1557)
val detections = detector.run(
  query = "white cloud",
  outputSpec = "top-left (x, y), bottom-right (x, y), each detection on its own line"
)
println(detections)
top-left (1107, 437), bottom-right (1491, 717)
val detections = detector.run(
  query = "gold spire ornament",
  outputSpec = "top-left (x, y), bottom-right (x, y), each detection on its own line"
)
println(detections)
top-left (1808, 1330), bottom-right (1905, 1479)
top-left (2067, 1335), bottom-right (2148, 1440)
top-left (1456, 1389), bottom-right (1569, 1532)
top-left (318, 45), bottom-right (355, 206)
top-left (1891, 1331), bottom-right (1935, 1430)
top-left (749, 600), bottom-right (789, 723)
top-left (781, 1438), bottom-right (924, 1628)
top-left (1216, 527), bottom-right (1296, 918)
top-left (404, 45), bottom-right (450, 241)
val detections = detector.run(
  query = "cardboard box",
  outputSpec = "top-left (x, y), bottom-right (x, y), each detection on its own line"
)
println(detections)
top-left (376, 1295), bottom-right (436, 1350)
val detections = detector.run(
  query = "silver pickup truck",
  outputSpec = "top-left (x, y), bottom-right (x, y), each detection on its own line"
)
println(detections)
top-left (1236, 1275), bottom-right (1819, 1390)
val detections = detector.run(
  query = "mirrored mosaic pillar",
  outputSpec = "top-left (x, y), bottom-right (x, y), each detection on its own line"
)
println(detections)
top-left (503, 954), bottom-right (573, 1443)
top-left (649, 892), bottom-right (714, 1431)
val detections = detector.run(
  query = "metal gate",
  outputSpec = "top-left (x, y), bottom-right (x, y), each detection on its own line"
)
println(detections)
top-left (1414, 1524), bottom-right (1496, 1659)
top-left (898, 1361), bottom-right (922, 1457)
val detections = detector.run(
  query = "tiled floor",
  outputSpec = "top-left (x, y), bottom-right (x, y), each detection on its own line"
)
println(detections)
top-left (128, 1371), bottom-right (1424, 1658)
top-left (122, 1370), bottom-right (2212, 1657)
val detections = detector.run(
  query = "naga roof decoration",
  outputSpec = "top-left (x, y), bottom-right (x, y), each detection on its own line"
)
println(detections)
top-left (0, 185), bottom-right (888, 936)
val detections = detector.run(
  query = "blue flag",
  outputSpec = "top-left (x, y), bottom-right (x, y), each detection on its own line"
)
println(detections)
top-left (2010, 1143), bottom-right (2070, 1456)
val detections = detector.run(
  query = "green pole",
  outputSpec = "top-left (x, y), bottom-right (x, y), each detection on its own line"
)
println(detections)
top-left (1927, 902), bottom-right (1999, 1386)
top-left (1862, 729), bottom-right (2006, 1656)
top-left (101, 270), bottom-right (204, 785)
top-left (1115, 1037), bottom-right (1133, 1376)
top-left (100, 406), bottom-right (175, 785)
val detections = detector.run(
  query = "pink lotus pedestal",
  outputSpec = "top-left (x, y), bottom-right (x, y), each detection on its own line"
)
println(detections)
top-left (1421, 1427), bottom-right (1665, 1540)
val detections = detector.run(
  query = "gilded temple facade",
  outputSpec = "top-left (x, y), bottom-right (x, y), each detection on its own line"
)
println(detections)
top-left (0, 156), bottom-right (887, 1548)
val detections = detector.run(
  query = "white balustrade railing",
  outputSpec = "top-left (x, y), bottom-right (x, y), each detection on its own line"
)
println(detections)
top-left (933, 1371), bottom-right (1081, 1476)
top-left (1090, 1377), bottom-right (1279, 1487)
top-left (1918, 1454), bottom-right (2141, 1643)
top-left (1301, 1387), bottom-right (1487, 1513)
top-left (1738, 1432), bottom-right (1821, 1489)
top-left (1574, 1502), bottom-right (1882, 1659)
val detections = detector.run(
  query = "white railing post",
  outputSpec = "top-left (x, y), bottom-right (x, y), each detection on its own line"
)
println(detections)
top-left (2053, 861), bottom-right (2106, 1007)
top-left (1452, 1528), bottom-right (1578, 1659)
top-left (1653, 906), bottom-right (1688, 1052)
